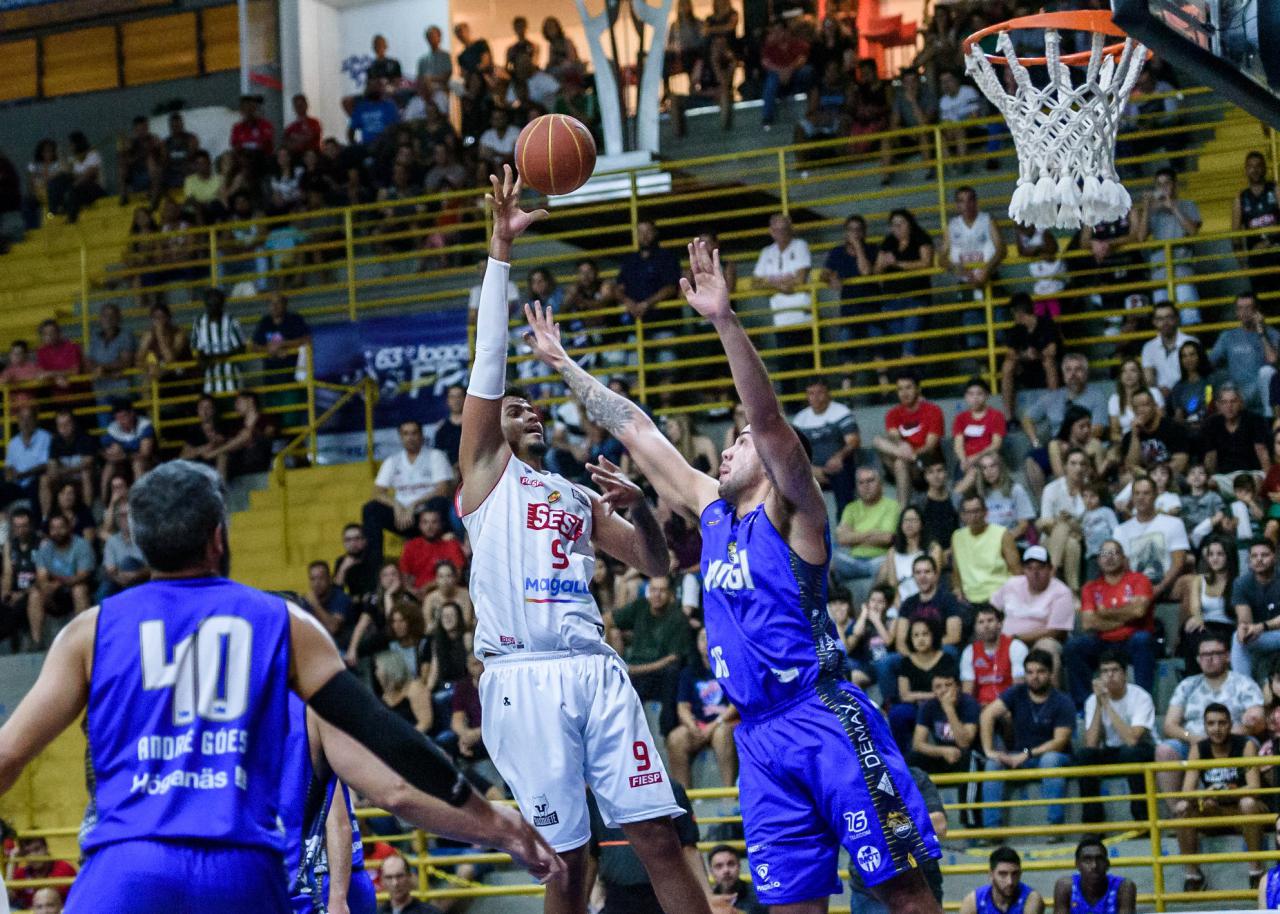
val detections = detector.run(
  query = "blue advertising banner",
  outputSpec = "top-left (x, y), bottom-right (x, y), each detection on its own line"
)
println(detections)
top-left (311, 308), bottom-right (469, 433)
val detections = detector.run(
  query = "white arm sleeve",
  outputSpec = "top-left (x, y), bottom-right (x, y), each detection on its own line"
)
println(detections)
top-left (467, 257), bottom-right (512, 400)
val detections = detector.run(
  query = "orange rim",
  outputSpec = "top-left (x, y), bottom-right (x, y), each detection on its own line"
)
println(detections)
top-left (962, 9), bottom-right (1133, 67)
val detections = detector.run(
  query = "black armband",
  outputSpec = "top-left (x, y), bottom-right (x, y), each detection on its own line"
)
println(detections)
top-left (308, 670), bottom-right (472, 807)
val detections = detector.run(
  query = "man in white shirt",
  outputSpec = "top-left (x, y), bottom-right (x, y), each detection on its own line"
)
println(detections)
top-left (1114, 477), bottom-right (1189, 604)
top-left (1140, 301), bottom-right (1197, 399)
top-left (361, 419), bottom-right (456, 566)
top-left (938, 70), bottom-right (983, 170)
top-left (478, 108), bottom-right (520, 181)
top-left (942, 187), bottom-right (1006, 352)
top-left (1076, 648), bottom-right (1155, 825)
top-left (752, 213), bottom-right (811, 393)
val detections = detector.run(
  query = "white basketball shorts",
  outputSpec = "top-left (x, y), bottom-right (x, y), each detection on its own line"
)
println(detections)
top-left (479, 649), bottom-right (682, 851)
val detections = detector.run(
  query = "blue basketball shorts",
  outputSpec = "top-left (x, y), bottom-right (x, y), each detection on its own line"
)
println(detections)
top-left (291, 869), bottom-right (377, 914)
top-left (67, 839), bottom-right (291, 914)
top-left (736, 681), bottom-right (941, 906)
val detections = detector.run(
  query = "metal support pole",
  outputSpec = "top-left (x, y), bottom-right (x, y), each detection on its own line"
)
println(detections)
top-left (1145, 768), bottom-right (1166, 912)
top-left (79, 246), bottom-right (91, 348)
top-left (305, 347), bottom-right (317, 463)
top-left (344, 210), bottom-right (357, 322)
top-left (984, 283), bottom-right (998, 395)
top-left (629, 172), bottom-right (640, 248)
top-left (934, 127), bottom-right (948, 231)
top-left (635, 322), bottom-right (647, 404)
top-left (777, 149), bottom-right (789, 217)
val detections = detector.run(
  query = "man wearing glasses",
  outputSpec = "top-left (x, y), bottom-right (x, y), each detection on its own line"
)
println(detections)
top-left (376, 854), bottom-right (438, 914)
top-left (1153, 632), bottom-right (1264, 808)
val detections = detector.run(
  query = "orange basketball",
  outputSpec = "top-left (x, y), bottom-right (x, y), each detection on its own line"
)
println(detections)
top-left (514, 114), bottom-right (597, 196)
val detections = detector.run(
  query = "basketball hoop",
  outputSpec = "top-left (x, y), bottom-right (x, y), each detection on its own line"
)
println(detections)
top-left (962, 10), bottom-right (1149, 231)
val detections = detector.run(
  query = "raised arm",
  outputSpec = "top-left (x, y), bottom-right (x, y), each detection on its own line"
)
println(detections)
top-left (458, 165), bottom-right (547, 510)
top-left (521, 303), bottom-right (718, 518)
top-left (680, 239), bottom-right (827, 561)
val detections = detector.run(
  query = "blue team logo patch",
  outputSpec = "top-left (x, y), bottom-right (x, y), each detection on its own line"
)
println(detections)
top-left (856, 845), bottom-right (882, 873)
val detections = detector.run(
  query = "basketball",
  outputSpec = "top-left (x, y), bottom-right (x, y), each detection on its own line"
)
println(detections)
top-left (514, 114), bottom-right (597, 196)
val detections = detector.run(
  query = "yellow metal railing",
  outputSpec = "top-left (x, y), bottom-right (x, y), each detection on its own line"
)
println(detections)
top-left (7, 755), bottom-right (1280, 911)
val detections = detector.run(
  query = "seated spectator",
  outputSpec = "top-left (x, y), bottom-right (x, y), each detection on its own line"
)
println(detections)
top-left (1020, 352), bottom-right (1109, 497)
top-left (541, 16), bottom-right (582, 83)
top-left (99, 499), bottom-right (149, 600)
top-left (959, 847), bottom-right (1044, 914)
top-left (611, 575), bottom-right (690, 734)
top-left (348, 77), bottom-right (399, 148)
top-left (890, 617), bottom-right (959, 750)
top-left (179, 394), bottom-right (229, 475)
top-left (7, 836), bottom-right (76, 910)
top-left (1, 340), bottom-right (41, 393)
top-left (873, 369), bottom-right (944, 500)
top-left (450, 653), bottom-right (501, 787)
top-left (708, 845), bottom-right (766, 914)
top-left (870, 216), bottom-right (933, 371)
top-left (943, 187), bottom-right (1007, 346)
top-left (668, 628), bottom-right (739, 788)
top-left (1, 509), bottom-right (38, 652)
top-left (759, 18), bottom-right (813, 129)
top-left (844, 584), bottom-right (897, 690)
top-left (1169, 340), bottom-right (1213, 441)
top-left (991, 545), bottom-right (1074, 674)
top-left (384, 602), bottom-right (427, 676)
top-left (750, 214), bottom-right (812, 392)
top-left (875, 505), bottom-right (943, 605)
top-left (952, 378), bottom-right (1006, 494)
top-left (1114, 477), bottom-right (1189, 605)
top-left (1017, 223), bottom-right (1068, 321)
top-left (1203, 381), bottom-right (1270, 495)
top-left (1141, 302), bottom-right (1197, 401)
top-left (1210, 292), bottom-right (1277, 413)
top-left (889, 67), bottom-right (938, 177)
top-left (506, 48), bottom-right (560, 112)
top-left (182, 151), bottom-right (222, 220)
top-left (36, 320), bottom-right (84, 402)
top-left (137, 302), bottom-right (192, 384)
top-left (1067, 540), bottom-right (1156, 706)
top-left (1139, 169), bottom-right (1203, 324)
top-left (1075, 648), bottom-right (1156, 825)
top-left (912, 458), bottom-right (959, 558)
top-left (833, 467), bottom-right (898, 587)
top-left (1179, 535), bottom-right (1237, 664)
top-left (1037, 446), bottom-right (1089, 592)
top-left (791, 378), bottom-right (860, 526)
top-left (31, 886), bottom-right (64, 913)
top-left (978, 649), bottom-right (1075, 833)
top-left (937, 70), bottom-right (983, 166)
top-left (1230, 539), bottom-right (1280, 680)
top-left (375, 650), bottom-right (433, 734)
top-left (795, 60), bottom-right (850, 146)
top-left (4, 405), bottom-right (51, 512)
top-left (970, 453), bottom-right (1036, 544)
top-left (398, 508), bottom-right (466, 599)
top-left (41, 409), bottom-right (94, 518)
top-left (377, 853), bottom-right (437, 913)
top-left (362, 419), bottom-right (455, 567)
top-left (283, 94), bottom-right (322, 156)
top-left (207, 391), bottom-right (277, 480)
top-left (1108, 358), bottom-right (1165, 451)
top-left (1175, 702), bottom-right (1267, 891)
top-left (333, 522), bottom-right (378, 608)
top-left (423, 559), bottom-right (473, 628)
top-left (1081, 482), bottom-right (1120, 582)
top-left (99, 398), bottom-right (156, 496)
top-left (477, 108), bottom-right (519, 182)
top-left (848, 59), bottom-right (892, 174)
top-left (28, 513), bottom-right (93, 648)
top-left (1121, 390), bottom-right (1190, 480)
top-left (46, 480), bottom-right (95, 543)
top-left (47, 131), bottom-right (104, 224)
top-left (347, 561), bottom-right (415, 668)
top-left (1180, 463), bottom-right (1225, 548)
top-left (952, 493), bottom-right (1020, 605)
top-left (305, 559), bottom-right (358, 649)
top-left (614, 220), bottom-right (681, 363)
top-left (87, 302), bottom-right (137, 413)
top-left (1001, 293), bottom-right (1061, 414)
top-left (1052, 839), bottom-right (1136, 914)
top-left (910, 666), bottom-right (979, 777)
top-left (423, 601), bottom-right (469, 694)
top-left (1155, 632), bottom-right (1264, 800)
top-left (229, 95), bottom-right (274, 174)
top-left (961, 604), bottom-right (1027, 707)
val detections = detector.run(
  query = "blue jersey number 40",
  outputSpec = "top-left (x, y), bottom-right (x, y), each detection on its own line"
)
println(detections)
top-left (139, 616), bottom-right (254, 726)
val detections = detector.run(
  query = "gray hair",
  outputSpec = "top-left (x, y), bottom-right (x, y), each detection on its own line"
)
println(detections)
top-left (375, 650), bottom-right (412, 692)
top-left (129, 460), bottom-right (227, 572)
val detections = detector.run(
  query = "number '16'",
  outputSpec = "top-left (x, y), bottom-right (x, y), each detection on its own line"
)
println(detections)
top-left (140, 616), bottom-right (253, 726)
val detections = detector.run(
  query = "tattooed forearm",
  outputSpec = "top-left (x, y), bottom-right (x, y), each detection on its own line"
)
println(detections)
top-left (560, 359), bottom-right (636, 436)
top-left (625, 495), bottom-right (668, 576)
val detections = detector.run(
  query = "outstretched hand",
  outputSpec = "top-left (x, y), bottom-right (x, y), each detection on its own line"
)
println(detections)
top-left (522, 301), bottom-right (570, 370)
top-left (587, 457), bottom-right (643, 514)
top-left (679, 239), bottom-right (732, 322)
top-left (487, 165), bottom-right (548, 245)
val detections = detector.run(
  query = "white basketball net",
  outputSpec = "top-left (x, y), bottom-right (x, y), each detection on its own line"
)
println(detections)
top-left (965, 27), bottom-right (1148, 231)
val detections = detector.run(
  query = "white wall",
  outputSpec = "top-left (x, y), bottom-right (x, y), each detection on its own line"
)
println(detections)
top-left (286, 0), bottom-right (450, 140)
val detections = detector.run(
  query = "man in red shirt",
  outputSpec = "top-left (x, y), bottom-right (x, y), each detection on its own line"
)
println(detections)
top-left (952, 377), bottom-right (1007, 492)
top-left (874, 368), bottom-right (945, 501)
top-left (1065, 539), bottom-right (1155, 709)
top-left (283, 93), bottom-right (323, 155)
top-left (960, 604), bottom-right (1028, 708)
top-left (760, 18), bottom-right (813, 128)
top-left (399, 507), bottom-right (466, 597)
top-left (229, 94), bottom-right (275, 173)
top-left (34, 319), bottom-right (85, 406)
top-left (9, 836), bottom-right (77, 907)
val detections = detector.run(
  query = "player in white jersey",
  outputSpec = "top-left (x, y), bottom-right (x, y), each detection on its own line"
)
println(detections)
top-left (459, 166), bottom-right (715, 914)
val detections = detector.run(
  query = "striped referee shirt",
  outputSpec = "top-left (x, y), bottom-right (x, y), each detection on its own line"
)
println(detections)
top-left (191, 312), bottom-right (246, 394)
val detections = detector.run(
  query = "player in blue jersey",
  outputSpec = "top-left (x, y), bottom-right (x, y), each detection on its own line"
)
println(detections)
top-left (1258, 814), bottom-right (1280, 909)
top-left (522, 239), bottom-right (942, 913)
top-left (281, 693), bottom-right (377, 914)
top-left (960, 847), bottom-right (1044, 914)
top-left (1052, 839), bottom-right (1135, 914)
top-left (0, 461), bottom-right (560, 913)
